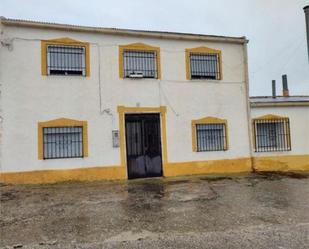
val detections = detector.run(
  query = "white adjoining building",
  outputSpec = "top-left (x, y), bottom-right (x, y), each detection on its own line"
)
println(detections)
top-left (250, 94), bottom-right (309, 172)
top-left (0, 17), bottom-right (308, 184)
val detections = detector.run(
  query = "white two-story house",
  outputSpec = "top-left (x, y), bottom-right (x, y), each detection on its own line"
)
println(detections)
top-left (0, 17), bottom-right (252, 183)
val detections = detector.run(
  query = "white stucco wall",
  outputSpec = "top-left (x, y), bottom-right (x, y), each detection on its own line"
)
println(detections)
top-left (251, 106), bottom-right (309, 156)
top-left (0, 24), bottom-right (251, 173)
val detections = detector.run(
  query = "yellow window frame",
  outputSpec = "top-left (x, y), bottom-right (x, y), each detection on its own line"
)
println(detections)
top-left (119, 43), bottom-right (161, 79)
top-left (38, 118), bottom-right (88, 160)
top-left (185, 46), bottom-right (222, 80)
top-left (252, 114), bottom-right (291, 152)
top-left (191, 116), bottom-right (228, 152)
top-left (41, 37), bottom-right (90, 76)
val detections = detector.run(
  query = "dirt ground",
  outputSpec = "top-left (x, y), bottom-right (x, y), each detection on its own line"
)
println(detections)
top-left (1, 172), bottom-right (309, 249)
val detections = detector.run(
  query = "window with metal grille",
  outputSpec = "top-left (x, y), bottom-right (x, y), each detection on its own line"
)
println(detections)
top-left (47, 45), bottom-right (86, 76)
top-left (196, 123), bottom-right (227, 151)
top-left (190, 53), bottom-right (220, 80)
top-left (253, 119), bottom-right (291, 152)
top-left (43, 126), bottom-right (83, 159)
top-left (123, 50), bottom-right (157, 78)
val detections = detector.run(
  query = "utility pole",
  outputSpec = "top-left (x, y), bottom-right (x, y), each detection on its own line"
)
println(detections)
top-left (304, 6), bottom-right (309, 62)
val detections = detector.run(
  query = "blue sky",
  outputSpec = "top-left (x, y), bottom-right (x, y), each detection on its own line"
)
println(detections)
top-left (1, 0), bottom-right (309, 96)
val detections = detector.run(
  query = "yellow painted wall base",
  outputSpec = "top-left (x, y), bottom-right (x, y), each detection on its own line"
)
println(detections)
top-left (163, 157), bottom-right (253, 177)
top-left (0, 166), bottom-right (126, 185)
top-left (253, 155), bottom-right (309, 172)
top-left (1, 155), bottom-right (308, 185)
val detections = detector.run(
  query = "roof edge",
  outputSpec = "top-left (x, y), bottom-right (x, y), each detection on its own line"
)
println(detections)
top-left (0, 17), bottom-right (248, 44)
top-left (250, 95), bottom-right (309, 99)
top-left (251, 102), bottom-right (309, 107)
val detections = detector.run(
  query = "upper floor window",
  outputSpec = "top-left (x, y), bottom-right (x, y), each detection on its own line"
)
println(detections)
top-left (47, 45), bottom-right (86, 76)
top-left (253, 115), bottom-right (291, 152)
top-left (119, 43), bottom-right (161, 79)
top-left (192, 117), bottom-right (228, 152)
top-left (186, 46), bottom-right (222, 80)
top-left (41, 38), bottom-right (90, 77)
top-left (38, 118), bottom-right (88, 160)
top-left (123, 50), bottom-right (157, 78)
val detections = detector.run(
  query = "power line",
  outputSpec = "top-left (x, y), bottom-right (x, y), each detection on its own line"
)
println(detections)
top-left (274, 39), bottom-right (306, 73)
top-left (250, 33), bottom-right (304, 76)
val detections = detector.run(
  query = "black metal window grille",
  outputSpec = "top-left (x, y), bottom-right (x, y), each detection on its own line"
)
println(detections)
top-left (123, 50), bottom-right (157, 78)
top-left (190, 53), bottom-right (220, 80)
top-left (196, 124), bottom-right (226, 151)
top-left (47, 45), bottom-right (86, 76)
top-left (254, 119), bottom-right (291, 152)
top-left (43, 126), bottom-right (83, 159)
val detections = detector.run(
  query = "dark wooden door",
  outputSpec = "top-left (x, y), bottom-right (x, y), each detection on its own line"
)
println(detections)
top-left (125, 114), bottom-right (163, 179)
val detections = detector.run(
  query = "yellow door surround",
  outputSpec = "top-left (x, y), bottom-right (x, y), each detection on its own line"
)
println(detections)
top-left (252, 114), bottom-right (291, 152)
top-left (117, 106), bottom-right (168, 175)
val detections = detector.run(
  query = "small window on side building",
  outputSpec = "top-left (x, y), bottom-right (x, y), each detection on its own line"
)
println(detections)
top-left (253, 116), bottom-right (291, 152)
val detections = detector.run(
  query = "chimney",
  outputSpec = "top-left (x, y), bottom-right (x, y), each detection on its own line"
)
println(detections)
top-left (282, 74), bottom-right (289, 97)
top-left (304, 6), bottom-right (309, 61)
top-left (272, 80), bottom-right (276, 98)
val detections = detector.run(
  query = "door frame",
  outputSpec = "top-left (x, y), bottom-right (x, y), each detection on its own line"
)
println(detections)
top-left (117, 106), bottom-right (168, 179)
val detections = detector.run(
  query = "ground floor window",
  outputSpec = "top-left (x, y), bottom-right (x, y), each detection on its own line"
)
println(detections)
top-left (253, 115), bottom-right (291, 152)
top-left (192, 117), bottom-right (228, 152)
top-left (38, 118), bottom-right (88, 160)
top-left (43, 126), bottom-right (83, 159)
top-left (196, 124), bottom-right (226, 151)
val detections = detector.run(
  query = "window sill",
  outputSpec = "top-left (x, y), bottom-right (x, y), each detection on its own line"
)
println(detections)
top-left (195, 150), bottom-right (227, 152)
top-left (123, 77), bottom-right (159, 79)
top-left (43, 156), bottom-right (85, 160)
top-left (45, 74), bottom-right (87, 77)
top-left (188, 79), bottom-right (222, 82)
top-left (254, 149), bottom-right (291, 153)
top-left (122, 78), bottom-right (160, 81)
